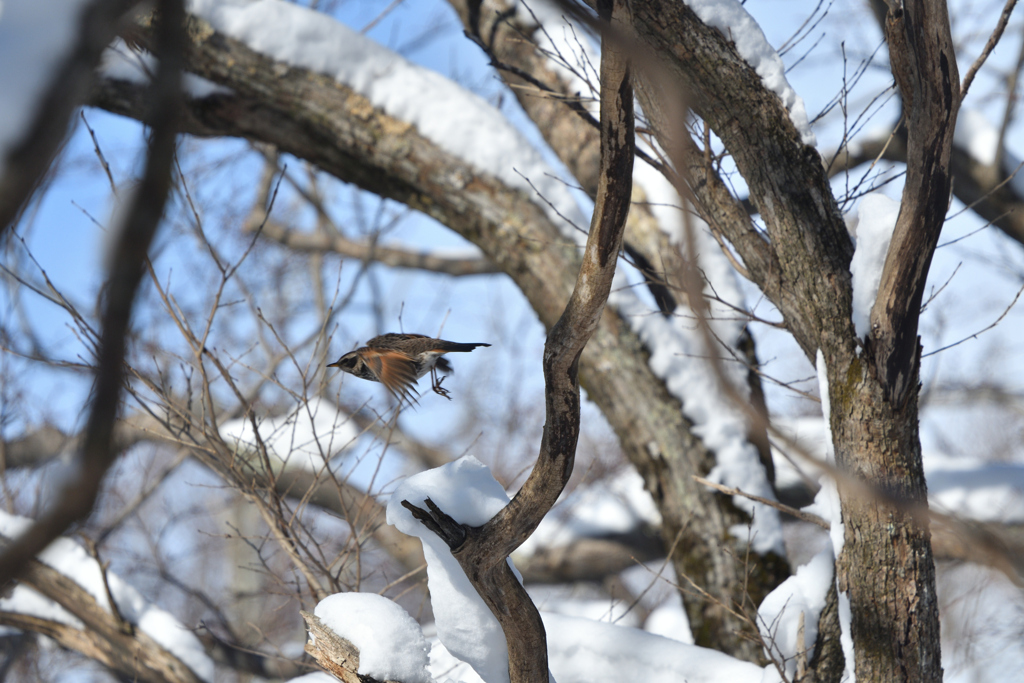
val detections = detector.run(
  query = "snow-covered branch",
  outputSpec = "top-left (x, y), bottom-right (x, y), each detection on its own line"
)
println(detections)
top-left (0, 514), bottom-right (212, 683)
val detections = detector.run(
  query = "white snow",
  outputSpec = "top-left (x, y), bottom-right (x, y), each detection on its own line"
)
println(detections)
top-left (285, 674), bottom-right (339, 683)
top-left (939, 563), bottom-right (1024, 682)
top-left (805, 354), bottom-right (842, 555)
top-left (684, 0), bottom-right (816, 146)
top-left (0, 510), bottom-right (214, 682)
top-left (954, 108), bottom-right (999, 167)
top-left (756, 550), bottom-right (834, 679)
top-left (626, 154), bottom-right (784, 556)
top-left (923, 451), bottom-right (1024, 522)
top-left (219, 397), bottom-right (360, 472)
top-left (543, 612), bottom-right (766, 683)
top-left (515, 467), bottom-right (659, 559)
top-left (808, 350), bottom-right (855, 683)
top-left (848, 193), bottom-right (900, 340)
top-left (429, 612), bottom-right (768, 683)
top-left (534, 594), bottom-right (641, 627)
top-left (0, 584), bottom-right (84, 629)
top-left (644, 600), bottom-right (694, 644)
top-left (0, 0), bottom-right (93, 176)
top-left (188, 0), bottom-right (581, 235)
top-left (314, 592), bottom-right (431, 683)
top-left (429, 637), bottom-right (485, 683)
top-left (612, 280), bottom-right (785, 555)
top-left (387, 456), bottom-right (517, 683)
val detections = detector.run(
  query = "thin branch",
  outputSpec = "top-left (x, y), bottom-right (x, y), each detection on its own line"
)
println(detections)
top-left (250, 216), bottom-right (499, 276)
top-left (959, 0), bottom-right (1020, 100)
top-left (694, 476), bottom-right (828, 529)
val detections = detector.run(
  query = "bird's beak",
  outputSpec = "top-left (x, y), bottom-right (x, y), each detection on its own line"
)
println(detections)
top-left (327, 360), bottom-right (340, 368)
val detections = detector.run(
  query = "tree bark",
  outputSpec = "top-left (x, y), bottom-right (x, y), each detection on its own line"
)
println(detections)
top-left (620, 0), bottom-right (954, 679)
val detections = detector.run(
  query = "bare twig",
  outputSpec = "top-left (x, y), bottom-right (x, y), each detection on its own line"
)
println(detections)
top-left (959, 0), bottom-right (1020, 100)
top-left (693, 476), bottom-right (829, 529)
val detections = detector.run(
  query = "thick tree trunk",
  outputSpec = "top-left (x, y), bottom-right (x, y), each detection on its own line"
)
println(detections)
top-left (829, 360), bottom-right (942, 681)
top-left (621, 0), bottom-right (954, 678)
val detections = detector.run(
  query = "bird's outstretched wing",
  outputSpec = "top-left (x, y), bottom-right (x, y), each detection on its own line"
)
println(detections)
top-left (362, 348), bottom-right (421, 405)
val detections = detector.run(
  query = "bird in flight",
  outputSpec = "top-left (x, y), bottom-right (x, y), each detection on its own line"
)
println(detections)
top-left (328, 333), bottom-right (490, 404)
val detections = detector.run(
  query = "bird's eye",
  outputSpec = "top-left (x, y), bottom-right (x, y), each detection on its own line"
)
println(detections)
top-left (340, 355), bottom-right (359, 368)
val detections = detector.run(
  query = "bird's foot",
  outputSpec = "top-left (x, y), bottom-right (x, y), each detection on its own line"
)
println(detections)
top-left (432, 376), bottom-right (452, 400)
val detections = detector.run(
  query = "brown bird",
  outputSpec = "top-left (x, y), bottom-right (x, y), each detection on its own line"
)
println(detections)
top-left (328, 333), bottom-right (490, 403)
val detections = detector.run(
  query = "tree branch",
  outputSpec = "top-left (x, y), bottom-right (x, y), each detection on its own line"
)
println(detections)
top-left (0, 0), bottom-right (184, 587)
top-left (1, 558), bottom-right (205, 683)
top-left (872, 0), bottom-right (960, 406)
top-left (404, 3), bottom-right (633, 678)
top-left (248, 214), bottom-right (499, 276)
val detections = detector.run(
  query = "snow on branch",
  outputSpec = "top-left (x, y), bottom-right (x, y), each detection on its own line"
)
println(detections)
top-left (186, 0), bottom-right (583, 236)
top-left (302, 593), bottom-right (431, 683)
top-left (0, 511), bottom-right (213, 682)
top-left (683, 0), bottom-right (815, 146)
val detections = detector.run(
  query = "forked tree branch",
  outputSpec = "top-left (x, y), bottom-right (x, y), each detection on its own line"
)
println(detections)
top-left (872, 0), bottom-right (960, 406)
top-left (402, 2), bottom-right (634, 680)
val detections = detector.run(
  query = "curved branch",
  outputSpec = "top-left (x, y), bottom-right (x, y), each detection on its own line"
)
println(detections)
top-left (405, 4), bottom-right (633, 678)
